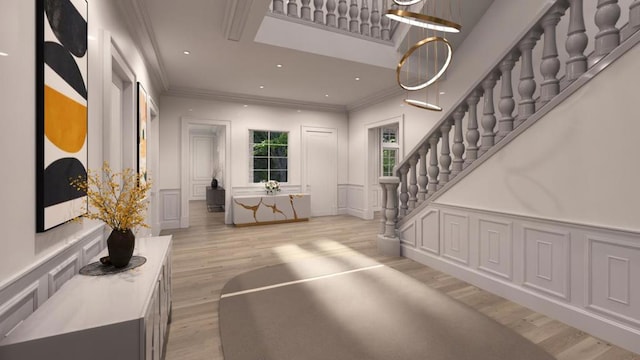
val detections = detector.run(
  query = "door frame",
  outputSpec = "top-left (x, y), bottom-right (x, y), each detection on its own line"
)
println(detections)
top-left (180, 117), bottom-right (232, 226)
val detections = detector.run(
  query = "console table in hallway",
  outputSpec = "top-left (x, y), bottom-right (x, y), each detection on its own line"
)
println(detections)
top-left (232, 193), bottom-right (310, 226)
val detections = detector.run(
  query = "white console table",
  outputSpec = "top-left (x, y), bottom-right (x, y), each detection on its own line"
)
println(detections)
top-left (0, 235), bottom-right (172, 360)
top-left (233, 193), bottom-right (310, 226)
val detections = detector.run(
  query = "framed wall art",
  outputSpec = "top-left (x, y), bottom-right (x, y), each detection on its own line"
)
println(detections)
top-left (36, 0), bottom-right (88, 232)
top-left (137, 82), bottom-right (148, 187)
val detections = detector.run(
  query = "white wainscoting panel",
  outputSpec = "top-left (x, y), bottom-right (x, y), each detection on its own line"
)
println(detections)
top-left (47, 254), bottom-right (80, 297)
top-left (82, 236), bottom-right (103, 265)
top-left (588, 236), bottom-right (640, 327)
top-left (478, 218), bottom-right (513, 280)
top-left (338, 184), bottom-right (348, 215)
top-left (400, 221), bottom-right (416, 247)
top-left (419, 209), bottom-right (439, 254)
top-left (0, 282), bottom-right (38, 338)
top-left (160, 189), bottom-right (181, 230)
top-left (0, 224), bottom-right (103, 340)
top-left (399, 203), bottom-right (640, 354)
top-left (346, 184), bottom-right (366, 219)
top-left (441, 211), bottom-right (469, 265)
top-left (522, 225), bottom-right (571, 300)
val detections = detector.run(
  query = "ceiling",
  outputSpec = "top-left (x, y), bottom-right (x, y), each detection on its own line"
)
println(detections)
top-left (134, 0), bottom-right (494, 110)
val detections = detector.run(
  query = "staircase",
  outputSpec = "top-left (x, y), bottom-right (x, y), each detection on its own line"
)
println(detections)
top-left (377, 0), bottom-right (640, 354)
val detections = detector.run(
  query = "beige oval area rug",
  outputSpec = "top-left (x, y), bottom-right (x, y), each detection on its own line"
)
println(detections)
top-left (219, 255), bottom-right (555, 360)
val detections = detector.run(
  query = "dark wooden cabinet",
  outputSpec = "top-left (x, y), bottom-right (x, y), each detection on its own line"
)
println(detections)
top-left (206, 187), bottom-right (225, 211)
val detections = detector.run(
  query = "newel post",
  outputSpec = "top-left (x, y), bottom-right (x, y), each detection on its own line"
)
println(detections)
top-left (378, 176), bottom-right (401, 256)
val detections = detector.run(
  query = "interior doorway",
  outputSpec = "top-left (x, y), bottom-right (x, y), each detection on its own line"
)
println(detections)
top-left (180, 117), bottom-right (232, 226)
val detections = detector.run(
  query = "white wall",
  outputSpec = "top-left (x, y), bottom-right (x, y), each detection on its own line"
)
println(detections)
top-left (158, 95), bottom-right (349, 207)
top-left (435, 40), bottom-right (640, 233)
top-left (0, 1), bottom-right (159, 282)
top-left (346, 0), bottom-right (552, 216)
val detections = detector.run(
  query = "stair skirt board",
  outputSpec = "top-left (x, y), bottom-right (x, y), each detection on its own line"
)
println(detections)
top-left (399, 203), bottom-right (640, 355)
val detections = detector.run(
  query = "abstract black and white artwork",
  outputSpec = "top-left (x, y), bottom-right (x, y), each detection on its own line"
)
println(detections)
top-left (36, 0), bottom-right (88, 232)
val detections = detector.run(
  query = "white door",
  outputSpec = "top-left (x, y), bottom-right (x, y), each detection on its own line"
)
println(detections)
top-left (189, 133), bottom-right (214, 200)
top-left (303, 127), bottom-right (337, 216)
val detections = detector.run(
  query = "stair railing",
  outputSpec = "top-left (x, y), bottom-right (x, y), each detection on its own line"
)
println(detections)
top-left (379, 0), bottom-right (640, 241)
top-left (270, 0), bottom-right (404, 41)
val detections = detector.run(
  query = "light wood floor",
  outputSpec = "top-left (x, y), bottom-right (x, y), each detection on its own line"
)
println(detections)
top-left (162, 201), bottom-right (640, 360)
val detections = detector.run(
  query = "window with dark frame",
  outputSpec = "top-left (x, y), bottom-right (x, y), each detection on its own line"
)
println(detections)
top-left (250, 130), bottom-right (288, 183)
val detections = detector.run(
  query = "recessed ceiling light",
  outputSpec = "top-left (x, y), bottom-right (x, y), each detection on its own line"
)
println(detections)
top-left (188, 108), bottom-right (193, 111)
top-left (297, 110), bottom-right (301, 113)
top-left (325, 94), bottom-right (329, 97)
top-left (439, 91), bottom-right (446, 95)
top-left (243, 104), bottom-right (249, 108)
top-left (183, 50), bottom-right (191, 55)
top-left (0, 52), bottom-right (8, 57)
top-left (276, 64), bottom-right (283, 68)
top-left (259, 85), bottom-right (265, 89)
top-left (355, 77), bottom-right (360, 81)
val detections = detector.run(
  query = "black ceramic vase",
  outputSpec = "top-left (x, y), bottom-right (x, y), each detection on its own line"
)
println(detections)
top-left (107, 229), bottom-right (135, 268)
top-left (211, 178), bottom-right (218, 189)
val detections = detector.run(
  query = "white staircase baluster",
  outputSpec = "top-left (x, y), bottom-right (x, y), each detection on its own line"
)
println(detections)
top-left (439, 121), bottom-right (452, 187)
top-left (338, 0), bottom-right (348, 30)
top-left (497, 52), bottom-right (518, 143)
top-left (399, 164), bottom-right (409, 218)
top-left (417, 145), bottom-right (428, 204)
top-left (516, 29), bottom-right (542, 127)
top-left (381, 0), bottom-right (390, 40)
top-left (273, 0), bottom-right (284, 14)
top-left (326, 0), bottom-right (337, 27)
top-left (379, 180), bottom-right (387, 234)
top-left (566, 0), bottom-right (588, 81)
top-left (302, 0), bottom-right (312, 20)
top-left (594, 0), bottom-right (621, 63)
top-left (631, 1), bottom-right (640, 32)
top-left (314, 0), bottom-right (325, 23)
top-left (408, 155), bottom-right (418, 210)
top-left (480, 72), bottom-right (498, 156)
top-left (539, 3), bottom-right (568, 108)
top-left (465, 90), bottom-right (481, 167)
top-left (381, 178), bottom-right (400, 239)
top-left (350, 0), bottom-right (359, 33)
top-left (361, 0), bottom-right (371, 36)
top-left (451, 106), bottom-right (466, 178)
top-left (427, 136), bottom-right (439, 196)
top-left (287, 0), bottom-right (299, 17)
top-left (371, 0), bottom-right (381, 38)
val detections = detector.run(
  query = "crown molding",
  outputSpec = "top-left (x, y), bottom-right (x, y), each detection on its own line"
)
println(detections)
top-left (165, 87), bottom-right (348, 113)
top-left (116, 0), bottom-right (170, 92)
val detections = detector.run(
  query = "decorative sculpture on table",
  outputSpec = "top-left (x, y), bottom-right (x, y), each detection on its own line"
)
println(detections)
top-left (71, 162), bottom-right (152, 268)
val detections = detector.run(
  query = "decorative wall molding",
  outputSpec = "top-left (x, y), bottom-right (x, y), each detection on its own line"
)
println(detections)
top-left (338, 184), bottom-right (349, 215)
top-left (0, 224), bottom-right (104, 339)
top-left (160, 189), bottom-right (181, 230)
top-left (399, 203), bottom-right (640, 354)
top-left (345, 184), bottom-right (367, 219)
top-left (166, 88), bottom-right (347, 113)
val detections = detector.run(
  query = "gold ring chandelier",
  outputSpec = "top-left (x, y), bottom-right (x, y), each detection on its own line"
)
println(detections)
top-left (386, 0), bottom-right (461, 111)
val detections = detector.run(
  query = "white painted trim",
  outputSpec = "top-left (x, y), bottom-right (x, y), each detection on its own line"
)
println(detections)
top-left (181, 117), bottom-right (232, 226)
top-left (363, 115), bottom-right (404, 220)
top-left (47, 254), bottom-right (80, 297)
